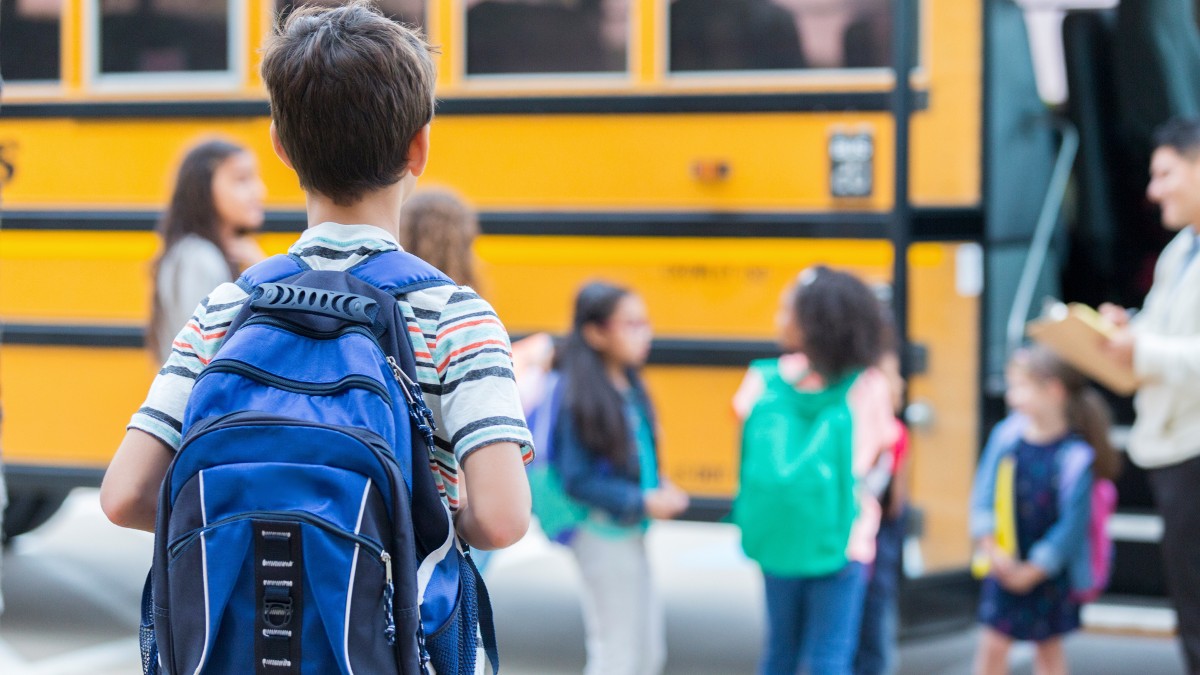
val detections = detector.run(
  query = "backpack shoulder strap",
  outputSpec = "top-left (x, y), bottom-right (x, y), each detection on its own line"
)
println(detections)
top-left (235, 250), bottom-right (453, 296)
top-left (349, 250), bottom-right (454, 296)
top-left (234, 253), bottom-right (308, 293)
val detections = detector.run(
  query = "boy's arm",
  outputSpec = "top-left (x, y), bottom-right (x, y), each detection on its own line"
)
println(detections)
top-left (100, 429), bottom-right (174, 532)
top-left (429, 289), bottom-right (535, 549)
top-left (103, 282), bottom-right (247, 531)
top-left (454, 441), bottom-right (531, 550)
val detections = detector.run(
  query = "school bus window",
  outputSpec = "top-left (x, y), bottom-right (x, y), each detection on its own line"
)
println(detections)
top-left (99, 0), bottom-right (230, 75)
top-left (465, 0), bottom-right (629, 75)
top-left (1, 0), bottom-right (63, 81)
top-left (669, 0), bottom-right (894, 73)
top-left (276, 0), bottom-right (424, 28)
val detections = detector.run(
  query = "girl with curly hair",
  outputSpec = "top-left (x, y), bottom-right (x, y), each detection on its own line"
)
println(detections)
top-left (733, 266), bottom-right (897, 675)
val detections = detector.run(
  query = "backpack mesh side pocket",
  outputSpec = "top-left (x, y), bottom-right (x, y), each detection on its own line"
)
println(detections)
top-left (426, 550), bottom-right (501, 675)
top-left (426, 550), bottom-right (479, 675)
top-left (139, 572), bottom-right (160, 675)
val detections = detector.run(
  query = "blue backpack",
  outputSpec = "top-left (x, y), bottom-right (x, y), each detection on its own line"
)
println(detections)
top-left (140, 251), bottom-right (498, 675)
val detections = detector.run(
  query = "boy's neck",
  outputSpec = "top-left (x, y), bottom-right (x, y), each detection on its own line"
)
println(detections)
top-left (304, 181), bottom-right (408, 242)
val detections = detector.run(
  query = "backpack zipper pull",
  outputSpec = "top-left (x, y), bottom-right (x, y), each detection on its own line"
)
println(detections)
top-left (386, 356), bottom-right (439, 447)
top-left (387, 356), bottom-right (418, 406)
top-left (418, 625), bottom-right (432, 671)
top-left (381, 550), bottom-right (396, 645)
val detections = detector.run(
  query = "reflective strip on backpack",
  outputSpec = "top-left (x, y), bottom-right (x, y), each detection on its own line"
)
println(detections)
top-left (195, 470), bottom-right (212, 675)
top-left (416, 501), bottom-right (456, 606)
top-left (343, 479), bottom-right (374, 675)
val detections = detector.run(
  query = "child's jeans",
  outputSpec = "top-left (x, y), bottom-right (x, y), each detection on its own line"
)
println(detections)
top-left (855, 508), bottom-right (908, 675)
top-left (760, 561), bottom-right (869, 675)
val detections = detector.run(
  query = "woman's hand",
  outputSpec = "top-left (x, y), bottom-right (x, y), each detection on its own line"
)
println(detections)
top-left (644, 484), bottom-right (689, 520)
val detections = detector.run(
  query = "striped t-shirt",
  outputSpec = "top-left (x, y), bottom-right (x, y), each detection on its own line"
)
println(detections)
top-left (128, 222), bottom-right (534, 511)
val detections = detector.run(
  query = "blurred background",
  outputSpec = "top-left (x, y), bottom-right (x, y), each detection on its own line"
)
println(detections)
top-left (0, 0), bottom-right (1196, 671)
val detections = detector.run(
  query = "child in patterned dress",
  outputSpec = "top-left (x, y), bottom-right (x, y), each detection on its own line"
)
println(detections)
top-left (970, 345), bottom-right (1121, 675)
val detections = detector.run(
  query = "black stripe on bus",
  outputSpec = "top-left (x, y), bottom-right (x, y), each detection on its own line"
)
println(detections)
top-left (1, 324), bottom-right (144, 348)
top-left (2, 208), bottom-right (982, 240)
top-left (1, 323), bottom-right (777, 366)
top-left (1, 463), bottom-right (106, 490)
top-left (0, 91), bottom-right (929, 119)
top-left (649, 338), bottom-right (779, 366)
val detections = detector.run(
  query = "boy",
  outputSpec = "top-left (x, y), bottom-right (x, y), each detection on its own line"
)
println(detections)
top-left (100, 1), bottom-right (533, 553)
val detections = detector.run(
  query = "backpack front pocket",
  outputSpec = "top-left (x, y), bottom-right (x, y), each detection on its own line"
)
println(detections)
top-left (165, 509), bottom-right (399, 674)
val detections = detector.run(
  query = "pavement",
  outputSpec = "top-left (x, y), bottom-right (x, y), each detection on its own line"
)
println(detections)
top-left (0, 489), bottom-right (1186, 674)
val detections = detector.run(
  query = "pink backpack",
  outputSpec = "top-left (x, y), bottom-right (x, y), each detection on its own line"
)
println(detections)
top-left (1072, 478), bottom-right (1117, 603)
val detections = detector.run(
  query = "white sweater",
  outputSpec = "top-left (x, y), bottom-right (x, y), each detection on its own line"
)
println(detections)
top-left (153, 235), bottom-right (231, 363)
top-left (1130, 228), bottom-right (1200, 468)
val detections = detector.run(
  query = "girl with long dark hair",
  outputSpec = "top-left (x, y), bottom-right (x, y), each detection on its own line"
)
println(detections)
top-left (555, 281), bottom-right (690, 675)
top-left (148, 139), bottom-right (265, 361)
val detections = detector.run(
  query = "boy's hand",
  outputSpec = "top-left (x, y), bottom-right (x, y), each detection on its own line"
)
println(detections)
top-left (644, 485), bottom-right (689, 520)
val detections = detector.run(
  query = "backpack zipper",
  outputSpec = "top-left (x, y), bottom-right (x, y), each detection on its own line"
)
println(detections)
top-left (382, 550), bottom-right (396, 645)
top-left (176, 413), bottom-right (404, 489)
top-left (168, 509), bottom-right (388, 560)
top-left (197, 359), bottom-right (392, 403)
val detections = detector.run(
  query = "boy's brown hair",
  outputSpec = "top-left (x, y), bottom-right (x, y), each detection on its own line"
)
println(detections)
top-left (261, 1), bottom-right (436, 206)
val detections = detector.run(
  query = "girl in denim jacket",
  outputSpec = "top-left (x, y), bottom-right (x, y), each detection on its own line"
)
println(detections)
top-left (554, 282), bottom-right (690, 675)
top-left (970, 346), bottom-right (1121, 675)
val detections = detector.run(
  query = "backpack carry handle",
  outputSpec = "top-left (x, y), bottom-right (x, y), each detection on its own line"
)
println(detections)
top-left (250, 282), bottom-right (379, 325)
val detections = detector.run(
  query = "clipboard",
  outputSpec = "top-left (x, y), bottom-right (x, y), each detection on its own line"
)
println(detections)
top-left (1026, 302), bottom-right (1140, 396)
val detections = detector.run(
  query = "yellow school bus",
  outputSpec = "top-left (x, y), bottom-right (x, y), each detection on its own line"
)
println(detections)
top-left (1, 0), bottom-right (1183, 619)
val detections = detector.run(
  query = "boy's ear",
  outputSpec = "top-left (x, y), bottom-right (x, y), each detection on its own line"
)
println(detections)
top-left (405, 124), bottom-right (431, 178)
top-left (269, 121), bottom-right (294, 170)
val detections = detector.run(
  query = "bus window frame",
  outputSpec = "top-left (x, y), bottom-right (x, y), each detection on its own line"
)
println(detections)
top-left (660, 0), bottom-right (929, 90)
top-left (0, 82), bottom-right (68, 99)
top-left (456, 0), bottom-right (638, 88)
top-left (275, 0), bottom-right (427, 33)
top-left (85, 0), bottom-right (247, 93)
top-left (0, 0), bottom-right (66, 90)
top-left (451, 0), bottom-right (930, 96)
